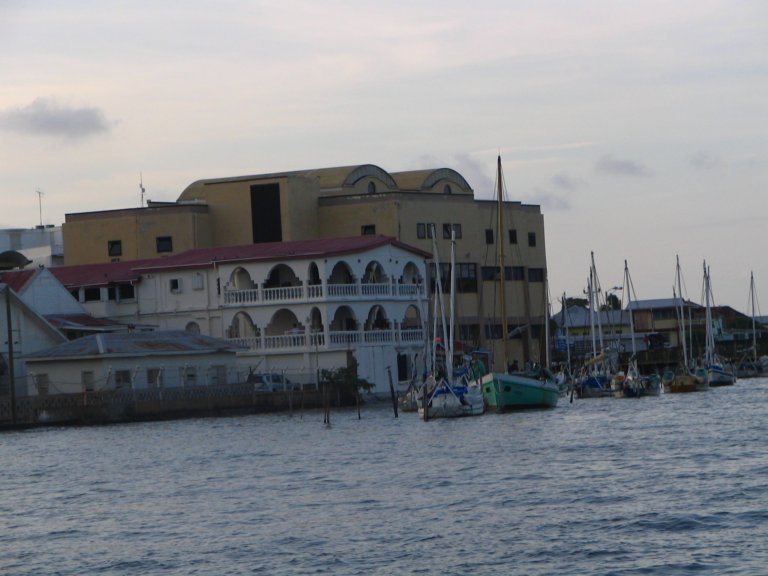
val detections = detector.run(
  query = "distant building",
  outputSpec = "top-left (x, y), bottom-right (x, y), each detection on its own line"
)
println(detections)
top-left (0, 226), bottom-right (64, 268)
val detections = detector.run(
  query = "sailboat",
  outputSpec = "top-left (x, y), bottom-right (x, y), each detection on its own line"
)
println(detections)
top-left (703, 262), bottom-right (736, 386)
top-left (480, 156), bottom-right (559, 411)
top-left (611, 260), bottom-right (661, 397)
top-left (736, 272), bottom-right (763, 378)
top-left (418, 228), bottom-right (484, 419)
top-left (662, 256), bottom-right (708, 393)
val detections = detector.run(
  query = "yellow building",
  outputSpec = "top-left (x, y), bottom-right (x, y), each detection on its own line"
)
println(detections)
top-left (62, 162), bottom-right (549, 369)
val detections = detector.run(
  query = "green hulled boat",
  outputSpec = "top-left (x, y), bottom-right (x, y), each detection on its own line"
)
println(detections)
top-left (481, 370), bottom-right (559, 410)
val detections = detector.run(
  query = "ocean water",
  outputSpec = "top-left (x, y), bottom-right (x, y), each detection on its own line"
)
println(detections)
top-left (2, 379), bottom-right (767, 575)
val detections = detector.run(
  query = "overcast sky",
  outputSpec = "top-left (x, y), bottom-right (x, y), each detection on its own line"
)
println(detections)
top-left (2, 1), bottom-right (767, 312)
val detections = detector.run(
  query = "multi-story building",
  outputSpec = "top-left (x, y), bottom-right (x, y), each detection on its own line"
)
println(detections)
top-left (50, 235), bottom-right (430, 394)
top-left (61, 162), bottom-right (549, 369)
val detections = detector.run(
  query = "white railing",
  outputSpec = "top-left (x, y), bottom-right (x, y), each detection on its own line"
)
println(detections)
top-left (326, 284), bottom-right (358, 298)
top-left (224, 288), bottom-right (259, 304)
top-left (262, 285), bottom-right (303, 302)
top-left (361, 283), bottom-right (391, 297)
top-left (223, 282), bottom-right (425, 307)
top-left (329, 330), bottom-right (360, 346)
top-left (228, 327), bottom-right (425, 352)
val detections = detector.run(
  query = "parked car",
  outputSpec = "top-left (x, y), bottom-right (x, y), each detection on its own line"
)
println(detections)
top-left (249, 372), bottom-right (297, 391)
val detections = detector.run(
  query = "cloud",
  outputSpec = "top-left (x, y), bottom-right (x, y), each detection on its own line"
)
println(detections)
top-left (595, 154), bottom-right (651, 177)
top-left (690, 151), bottom-right (722, 169)
top-left (551, 171), bottom-right (583, 190)
top-left (0, 98), bottom-right (111, 138)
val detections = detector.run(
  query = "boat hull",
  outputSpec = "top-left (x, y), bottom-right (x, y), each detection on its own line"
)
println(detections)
top-left (481, 372), bottom-right (559, 410)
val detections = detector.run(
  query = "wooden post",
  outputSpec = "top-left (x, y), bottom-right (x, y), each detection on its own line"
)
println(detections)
top-left (387, 367), bottom-right (398, 418)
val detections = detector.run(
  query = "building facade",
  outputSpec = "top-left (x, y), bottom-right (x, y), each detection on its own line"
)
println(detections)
top-left (50, 235), bottom-right (431, 395)
top-left (61, 162), bottom-right (549, 369)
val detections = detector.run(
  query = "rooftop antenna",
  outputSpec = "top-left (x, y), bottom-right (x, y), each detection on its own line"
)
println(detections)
top-left (36, 188), bottom-right (44, 227)
top-left (139, 173), bottom-right (146, 207)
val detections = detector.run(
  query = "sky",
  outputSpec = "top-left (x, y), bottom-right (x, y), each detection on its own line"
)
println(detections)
top-left (1, 1), bottom-right (767, 314)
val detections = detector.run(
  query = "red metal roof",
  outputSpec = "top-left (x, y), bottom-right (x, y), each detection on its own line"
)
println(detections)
top-left (49, 235), bottom-right (431, 287)
top-left (0, 269), bottom-right (37, 292)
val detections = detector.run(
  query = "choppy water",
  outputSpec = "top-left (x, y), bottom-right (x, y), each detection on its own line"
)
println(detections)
top-left (2, 379), bottom-right (768, 575)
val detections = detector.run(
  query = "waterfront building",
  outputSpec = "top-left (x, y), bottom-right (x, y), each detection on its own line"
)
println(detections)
top-left (61, 162), bottom-right (549, 369)
top-left (49, 235), bottom-right (430, 395)
top-left (24, 330), bottom-right (245, 396)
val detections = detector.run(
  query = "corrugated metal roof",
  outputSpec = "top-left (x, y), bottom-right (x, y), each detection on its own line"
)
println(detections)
top-left (49, 258), bottom-right (152, 288)
top-left (25, 330), bottom-right (247, 361)
top-left (0, 269), bottom-right (37, 292)
top-left (45, 313), bottom-right (130, 332)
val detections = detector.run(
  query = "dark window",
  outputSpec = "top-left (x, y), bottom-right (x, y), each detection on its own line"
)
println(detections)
top-left (156, 236), bottom-right (173, 253)
top-left (452, 223), bottom-right (462, 239)
top-left (417, 223), bottom-right (426, 239)
top-left (361, 224), bottom-right (376, 235)
top-left (443, 184), bottom-right (452, 195)
top-left (528, 268), bottom-right (545, 282)
top-left (251, 183), bottom-right (282, 243)
top-left (443, 223), bottom-right (452, 239)
top-left (427, 223), bottom-right (435, 238)
top-left (528, 232), bottom-right (536, 247)
top-left (108, 240), bottom-right (122, 257)
top-left (484, 324), bottom-right (502, 339)
top-left (456, 263), bottom-right (477, 293)
top-left (481, 266), bottom-right (500, 281)
top-left (170, 278), bottom-right (181, 292)
top-left (485, 229), bottom-right (494, 244)
top-left (83, 287), bottom-right (101, 302)
top-left (429, 263), bottom-right (451, 293)
top-left (367, 181), bottom-right (377, 194)
top-left (512, 266), bottom-right (525, 281)
top-left (118, 284), bottom-right (135, 299)
top-left (509, 229), bottom-right (518, 244)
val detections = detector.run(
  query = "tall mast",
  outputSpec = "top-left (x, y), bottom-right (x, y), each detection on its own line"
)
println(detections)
top-left (750, 271), bottom-right (757, 363)
top-left (497, 156), bottom-right (509, 370)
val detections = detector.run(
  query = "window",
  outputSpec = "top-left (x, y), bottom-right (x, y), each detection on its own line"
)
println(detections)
top-left (485, 229), bottom-right (494, 244)
top-left (185, 322), bottom-right (200, 334)
top-left (443, 184), bottom-right (452, 195)
top-left (156, 236), bottom-right (173, 253)
top-left (35, 374), bottom-right (50, 396)
top-left (484, 324), bottom-right (502, 339)
top-left (209, 365), bottom-right (227, 386)
top-left (83, 287), bottom-right (101, 302)
top-left (417, 223), bottom-right (426, 239)
top-left (82, 371), bottom-right (95, 392)
top-left (426, 223), bottom-right (435, 238)
top-left (528, 268), bottom-right (545, 282)
top-left (180, 366), bottom-right (197, 387)
top-left (430, 263), bottom-right (477, 293)
top-left (509, 229), bottom-right (518, 244)
top-left (170, 278), bottom-right (182, 293)
top-left (528, 232), bottom-right (536, 247)
top-left (512, 266), bottom-right (525, 281)
top-left (452, 223), bottom-right (462, 239)
top-left (456, 263), bottom-right (477, 293)
top-left (367, 181), bottom-right (377, 194)
top-left (192, 272), bottom-right (204, 290)
top-left (361, 225), bottom-right (376, 235)
top-left (118, 284), bottom-right (135, 300)
top-left (442, 223), bottom-right (453, 239)
top-left (114, 370), bottom-right (131, 389)
top-left (108, 240), bottom-right (122, 257)
top-left (482, 266), bottom-right (517, 282)
top-left (147, 368), bottom-right (163, 389)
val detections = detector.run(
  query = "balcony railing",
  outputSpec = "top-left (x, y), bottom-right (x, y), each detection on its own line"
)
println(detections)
top-left (223, 281), bottom-right (424, 306)
top-left (228, 327), bottom-right (424, 353)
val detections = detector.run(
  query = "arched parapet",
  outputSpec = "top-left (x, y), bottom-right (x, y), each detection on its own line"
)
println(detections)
top-left (342, 164), bottom-right (397, 189)
top-left (227, 311), bottom-right (261, 349)
top-left (422, 168), bottom-right (472, 192)
top-left (327, 261), bottom-right (357, 298)
top-left (329, 305), bottom-right (359, 347)
top-left (264, 308), bottom-right (305, 349)
top-left (263, 263), bottom-right (302, 302)
top-left (361, 260), bottom-right (391, 298)
top-left (363, 305), bottom-right (393, 345)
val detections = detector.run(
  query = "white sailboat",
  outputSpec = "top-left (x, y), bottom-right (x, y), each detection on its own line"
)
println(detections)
top-left (703, 261), bottom-right (736, 386)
